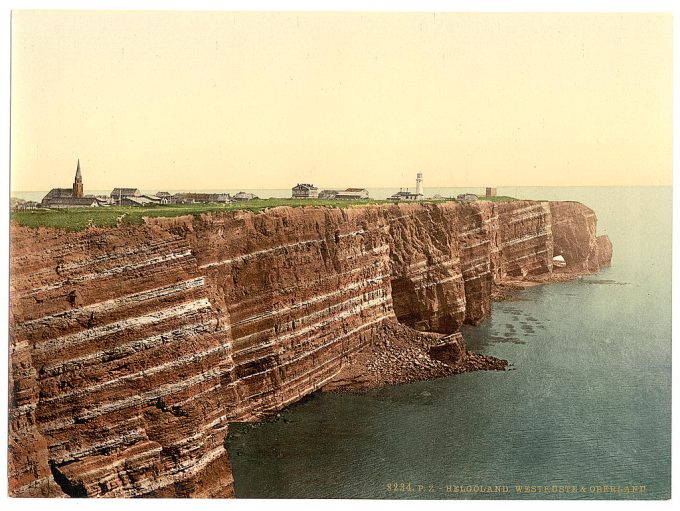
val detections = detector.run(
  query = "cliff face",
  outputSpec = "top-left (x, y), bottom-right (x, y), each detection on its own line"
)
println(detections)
top-left (550, 201), bottom-right (612, 271)
top-left (8, 200), bottom-right (611, 498)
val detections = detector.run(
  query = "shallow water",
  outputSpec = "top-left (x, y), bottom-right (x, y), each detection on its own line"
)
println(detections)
top-left (223, 186), bottom-right (671, 499)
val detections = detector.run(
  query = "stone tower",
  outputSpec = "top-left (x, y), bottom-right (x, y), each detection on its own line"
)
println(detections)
top-left (416, 172), bottom-right (423, 196)
top-left (72, 159), bottom-right (83, 198)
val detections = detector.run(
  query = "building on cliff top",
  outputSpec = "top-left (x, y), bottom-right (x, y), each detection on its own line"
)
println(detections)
top-left (486, 187), bottom-right (497, 197)
top-left (14, 200), bottom-right (40, 210)
top-left (233, 191), bottom-right (259, 201)
top-left (119, 196), bottom-right (158, 207)
top-left (336, 188), bottom-right (369, 199)
top-left (173, 192), bottom-right (231, 204)
top-left (319, 188), bottom-right (369, 200)
top-left (292, 183), bottom-right (319, 198)
top-left (389, 173), bottom-right (424, 201)
top-left (155, 191), bottom-right (178, 204)
top-left (110, 188), bottom-right (141, 200)
top-left (43, 196), bottom-right (101, 208)
top-left (109, 188), bottom-right (172, 207)
top-left (388, 189), bottom-right (421, 201)
top-left (42, 160), bottom-right (104, 208)
top-left (73, 159), bottom-right (83, 197)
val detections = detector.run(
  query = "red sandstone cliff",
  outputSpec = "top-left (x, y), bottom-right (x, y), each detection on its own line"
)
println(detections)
top-left (8, 200), bottom-right (611, 498)
top-left (550, 201), bottom-right (612, 271)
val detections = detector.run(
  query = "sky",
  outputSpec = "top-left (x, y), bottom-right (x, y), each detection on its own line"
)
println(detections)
top-left (10, 11), bottom-right (673, 191)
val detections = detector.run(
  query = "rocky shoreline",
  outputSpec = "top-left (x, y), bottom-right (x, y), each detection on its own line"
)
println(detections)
top-left (324, 320), bottom-right (508, 393)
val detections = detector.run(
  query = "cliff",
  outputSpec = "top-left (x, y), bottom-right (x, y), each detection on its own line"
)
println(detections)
top-left (8, 200), bottom-right (612, 498)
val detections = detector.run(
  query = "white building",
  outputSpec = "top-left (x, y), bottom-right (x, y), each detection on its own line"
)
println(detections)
top-left (388, 173), bottom-right (424, 201)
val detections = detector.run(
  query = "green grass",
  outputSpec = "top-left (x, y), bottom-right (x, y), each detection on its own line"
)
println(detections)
top-left (476, 195), bottom-right (518, 202)
top-left (11, 199), bottom-right (385, 231)
top-left (11, 196), bottom-right (519, 231)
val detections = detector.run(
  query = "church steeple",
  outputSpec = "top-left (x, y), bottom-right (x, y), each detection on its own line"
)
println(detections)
top-left (73, 159), bottom-right (83, 198)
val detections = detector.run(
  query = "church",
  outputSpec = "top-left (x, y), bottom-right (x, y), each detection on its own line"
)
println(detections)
top-left (41, 160), bottom-right (104, 208)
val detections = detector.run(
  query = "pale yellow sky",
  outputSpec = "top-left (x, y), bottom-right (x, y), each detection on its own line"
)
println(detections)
top-left (10, 11), bottom-right (673, 191)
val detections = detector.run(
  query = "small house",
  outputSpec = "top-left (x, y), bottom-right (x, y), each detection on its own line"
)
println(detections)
top-left (388, 189), bottom-right (422, 201)
top-left (16, 200), bottom-right (40, 210)
top-left (172, 192), bottom-right (231, 204)
top-left (210, 193), bottom-right (232, 203)
top-left (233, 192), bottom-right (259, 201)
top-left (10, 198), bottom-right (26, 210)
top-left (335, 188), bottom-right (369, 200)
top-left (110, 188), bottom-right (141, 203)
top-left (292, 184), bottom-right (319, 199)
top-left (156, 192), bottom-right (177, 204)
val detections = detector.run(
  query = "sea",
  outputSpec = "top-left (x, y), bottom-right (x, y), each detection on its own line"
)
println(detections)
top-left (13, 186), bottom-right (672, 499)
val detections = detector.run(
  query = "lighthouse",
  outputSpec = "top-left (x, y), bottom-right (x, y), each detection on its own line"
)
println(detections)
top-left (415, 172), bottom-right (423, 196)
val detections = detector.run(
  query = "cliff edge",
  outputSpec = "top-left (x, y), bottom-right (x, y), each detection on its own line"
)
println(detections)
top-left (8, 200), bottom-right (611, 498)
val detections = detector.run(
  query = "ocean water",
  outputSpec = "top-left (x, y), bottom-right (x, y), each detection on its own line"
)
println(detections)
top-left (225, 186), bottom-right (672, 500)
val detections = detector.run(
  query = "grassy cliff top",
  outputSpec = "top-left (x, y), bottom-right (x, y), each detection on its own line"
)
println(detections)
top-left (11, 196), bottom-right (517, 231)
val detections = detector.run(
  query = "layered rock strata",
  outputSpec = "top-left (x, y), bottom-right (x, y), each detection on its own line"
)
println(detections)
top-left (550, 201), bottom-right (613, 271)
top-left (8, 200), bottom-right (612, 498)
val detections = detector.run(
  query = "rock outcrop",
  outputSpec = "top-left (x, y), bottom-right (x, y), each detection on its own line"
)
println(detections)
top-left (8, 200), bottom-right (611, 498)
top-left (550, 201), bottom-right (612, 271)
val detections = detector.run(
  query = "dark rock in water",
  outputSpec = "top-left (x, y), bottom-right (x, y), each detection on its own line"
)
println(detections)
top-left (428, 334), bottom-right (467, 367)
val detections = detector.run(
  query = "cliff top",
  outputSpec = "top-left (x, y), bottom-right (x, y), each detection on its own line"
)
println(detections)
top-left (11, 196), bottom-right (518, 231)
